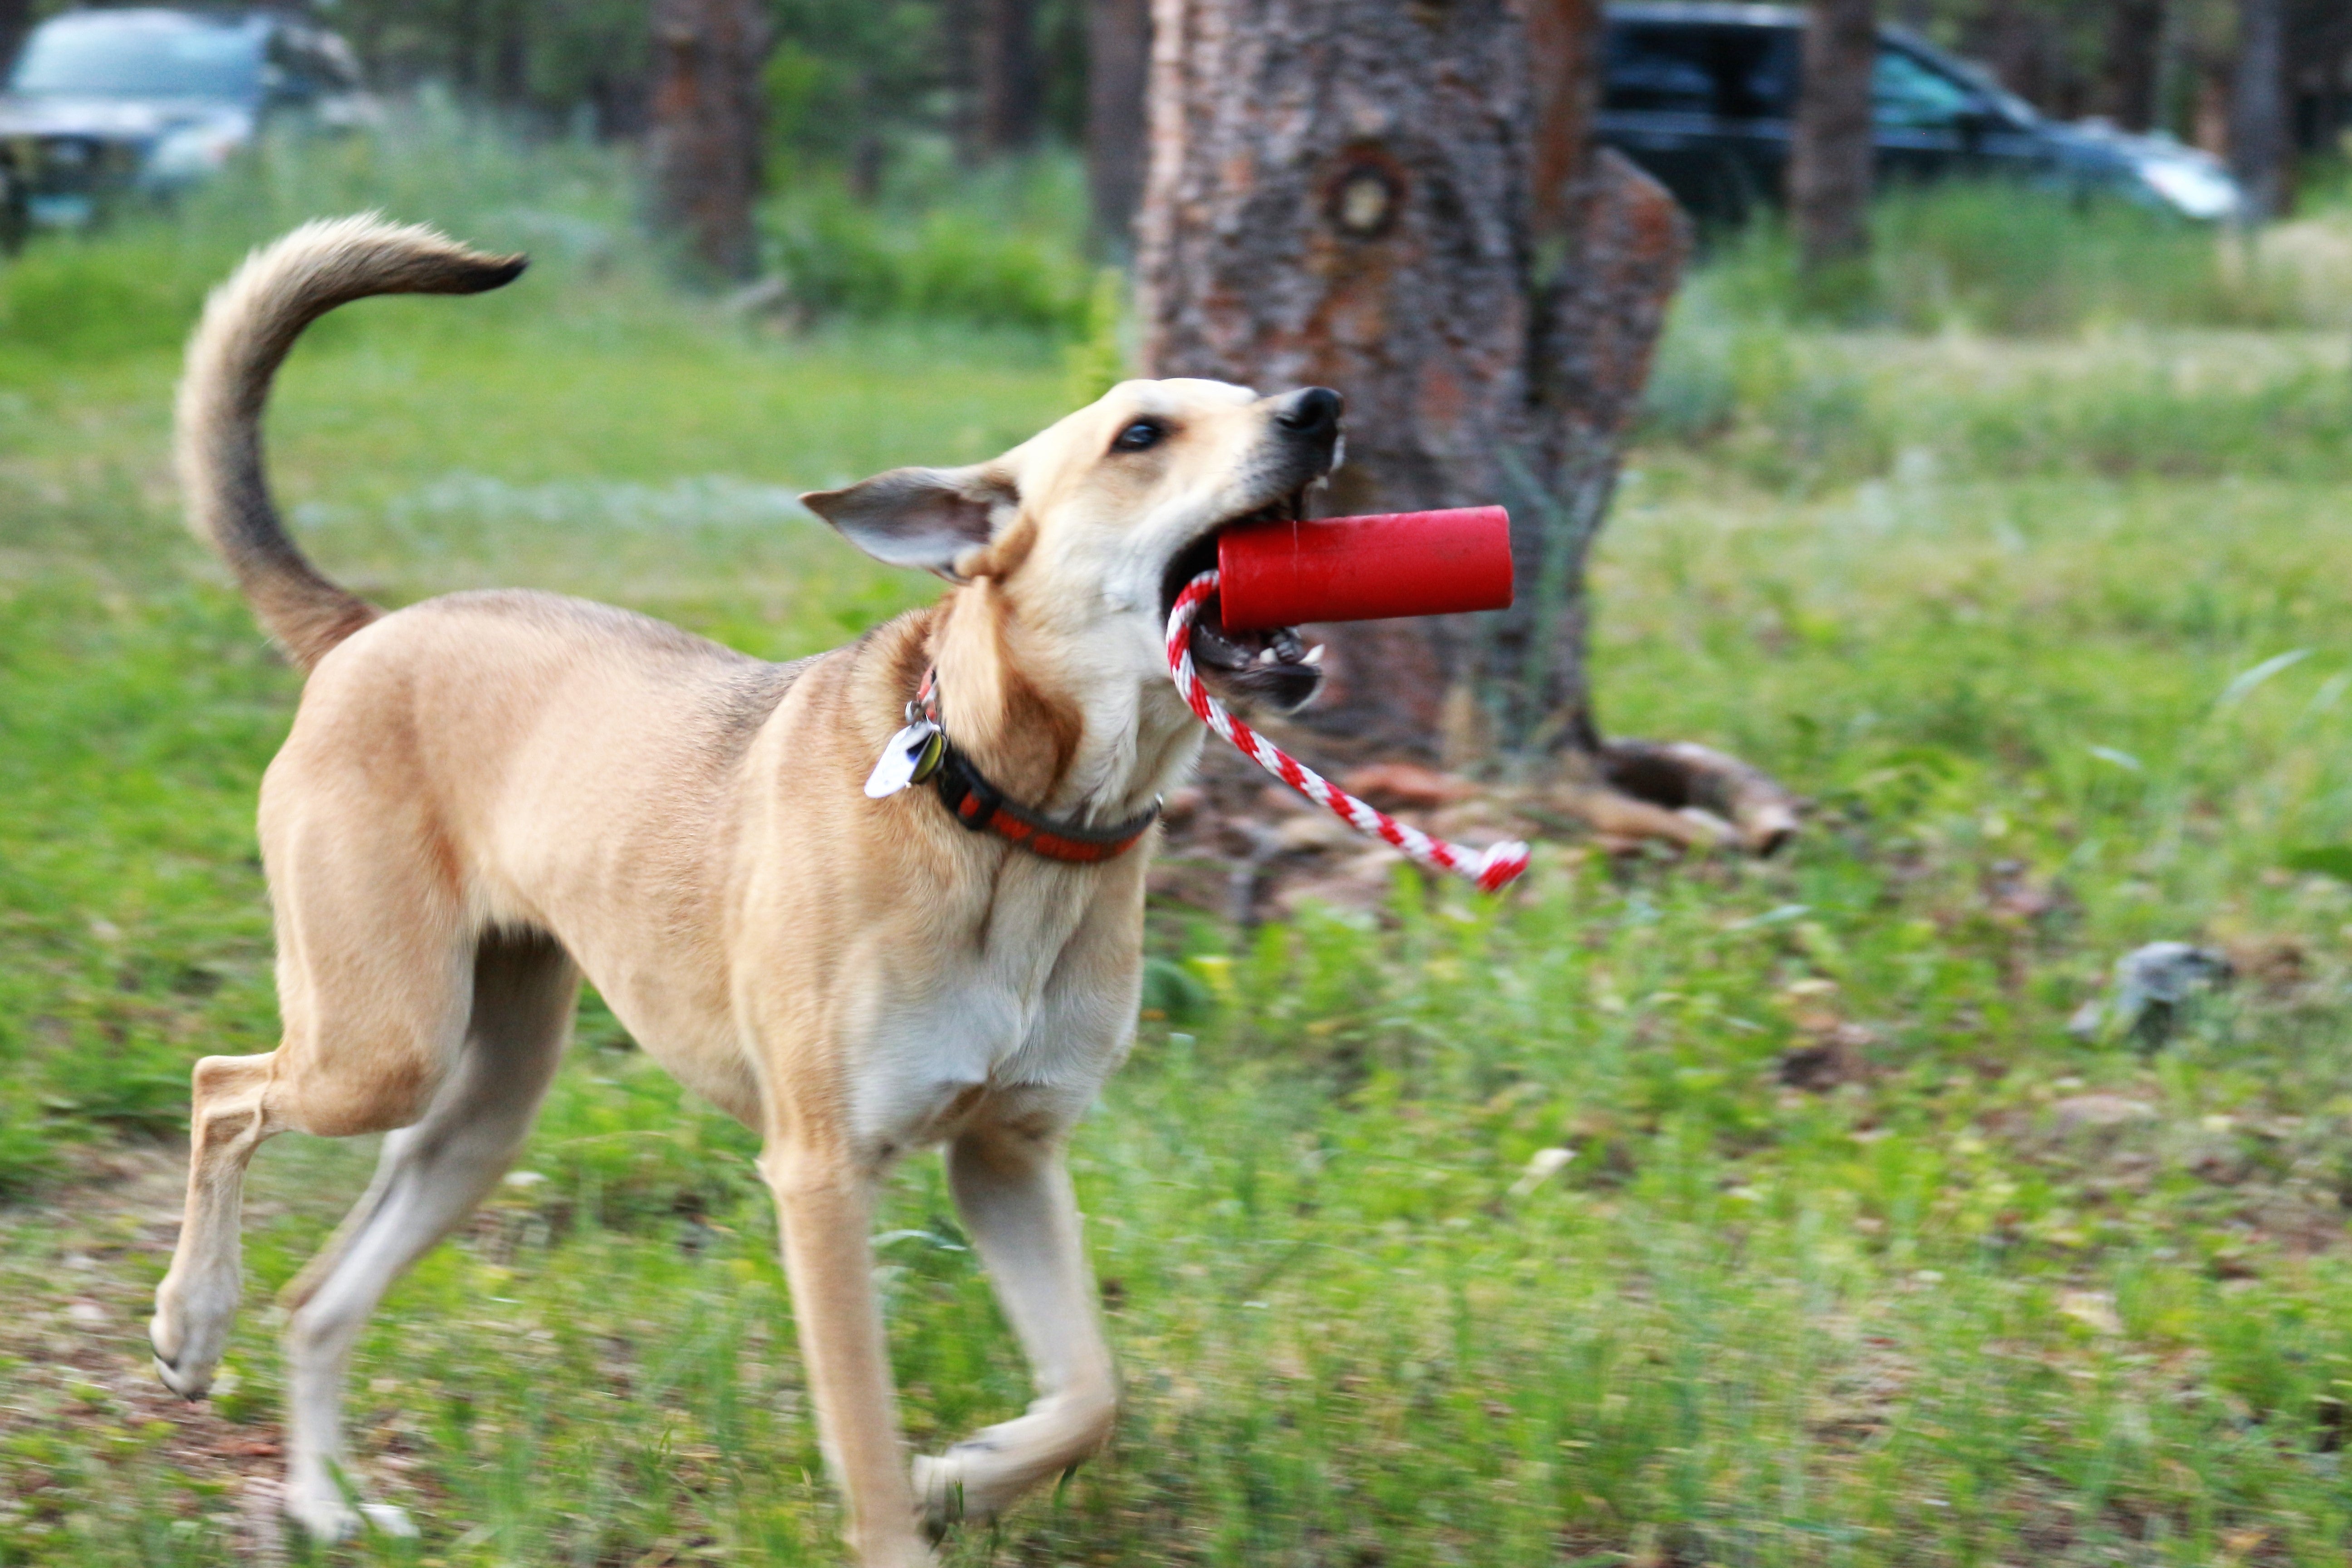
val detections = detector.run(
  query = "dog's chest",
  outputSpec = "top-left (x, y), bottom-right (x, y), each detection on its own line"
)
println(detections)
top-left (848, 875), bottom-right (1137, 1151)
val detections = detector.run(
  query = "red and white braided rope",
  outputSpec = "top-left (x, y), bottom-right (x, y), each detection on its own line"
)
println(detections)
top-left (1166, 569), bottom-right (1531, 894)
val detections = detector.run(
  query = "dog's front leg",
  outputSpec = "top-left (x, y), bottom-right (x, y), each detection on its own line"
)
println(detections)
top-left (760, 1146), bottom-right (934, 1568)
top-left (916, 1121), bottom-right (1117, 1528)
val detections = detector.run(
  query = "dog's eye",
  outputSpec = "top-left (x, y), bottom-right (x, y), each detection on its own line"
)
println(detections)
top-left (1111, 419), bottom-right (1166, 453)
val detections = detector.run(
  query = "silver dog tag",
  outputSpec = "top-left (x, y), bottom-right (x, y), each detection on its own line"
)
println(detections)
top-left (864, 720), bottom-right (940, 799)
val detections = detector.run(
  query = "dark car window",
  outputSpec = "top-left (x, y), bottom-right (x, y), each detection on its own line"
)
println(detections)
top-left (262, 34), bottom-right (316, 100)
top-left (1603, 22), bottom-right (1800, 120)
top-left (304, 34), bottom-right (362, 94)
top-left (10, 15), bottom-right (266, 100)
top-left (1730, 28), bottom-right (1798, 117)
top-left (265, 27), bottom-right (360, 99)
top-left (1875, 47), bottom-right (1980, 130)
top-left (1603, 24), bottom-right (1716, 113)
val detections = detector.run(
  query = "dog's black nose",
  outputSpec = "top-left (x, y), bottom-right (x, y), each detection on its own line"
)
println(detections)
top-left (1276, 387), bottom-right (1343, 438)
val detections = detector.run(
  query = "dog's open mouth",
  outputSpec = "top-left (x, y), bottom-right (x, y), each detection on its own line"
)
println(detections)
top-left (1158, 485), bottom-right (1324, 712)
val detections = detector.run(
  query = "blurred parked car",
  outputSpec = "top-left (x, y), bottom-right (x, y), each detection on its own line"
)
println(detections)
top-left (0, 8), bottom-right (368, 238)
top-left (1600, 3), bottom-right (2246, 226)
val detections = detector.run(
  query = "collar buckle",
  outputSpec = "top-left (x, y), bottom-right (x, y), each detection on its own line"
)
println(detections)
top-left (887, 665), bottom-right (1158, 863)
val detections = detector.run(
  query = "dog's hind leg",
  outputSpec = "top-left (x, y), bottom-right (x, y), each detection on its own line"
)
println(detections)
top-left (276, 930), bottom-right (578, 1542)
top-left (148, 1050), bottom-right (285, 1401)
top-left (915, 1117), bottom-right (1117, 1529)
top-left (152, 798), bottom-right (474, 1408)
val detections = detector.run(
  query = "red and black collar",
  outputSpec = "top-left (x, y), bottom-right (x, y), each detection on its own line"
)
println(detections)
top-left (906, 669), bottom-right (1159, 865)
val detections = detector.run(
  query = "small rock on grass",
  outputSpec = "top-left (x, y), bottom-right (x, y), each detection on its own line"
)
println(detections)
top-left (2068, 941), bottom-right (2233, 1049)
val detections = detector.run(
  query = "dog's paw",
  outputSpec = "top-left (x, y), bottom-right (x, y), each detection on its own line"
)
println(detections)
top-left (911, 1450), bottom-right (973, 1537)
top-left (359, 1503), bottom-right (419, 1538)
top-left (911, 1451), bottom-right (952, 1536)
top-left (149, 1271), bottom-right (240, 1399)
top-left (281, 1488), bottom-right (363, 1544)
top-left (151, 1352), bottom-right (211, 1401)
top-left (282, 1489), bottom-right (416, 1543)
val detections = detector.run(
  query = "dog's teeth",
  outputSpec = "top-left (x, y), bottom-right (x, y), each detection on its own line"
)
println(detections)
top-left (1304, 644), bottom-right (1325, 665)
top-left (1255, 647), bottom-right (1279, 666)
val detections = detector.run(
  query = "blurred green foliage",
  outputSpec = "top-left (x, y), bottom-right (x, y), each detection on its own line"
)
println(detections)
top-left (288, 0), bottom-right (1093, 177)
top-left (0, 103), bottom-right (1105, 346)
top-left (760, 152), bottom-right (1095, 333)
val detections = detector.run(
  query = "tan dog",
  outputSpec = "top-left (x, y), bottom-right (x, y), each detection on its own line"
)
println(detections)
top-left (145, 216), bottom-right (1339, 1564)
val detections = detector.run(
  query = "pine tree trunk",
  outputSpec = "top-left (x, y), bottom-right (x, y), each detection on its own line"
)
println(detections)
top-left (2229, 0), bottom-right (2290, 219)
top-left (0, 0), bottom-right (22, 252)
top-left (452, 0), bottom-right (484, 98)
top-left (1966, 0), bottom-right (2040, 107)
top-left (1087, 0), bottom-right (1153, 253)
top-left (491, 0), bottom-right (529, 108)
top-left (647, 0), bottom-right (771, 280)
top-left (1789, 0), bottom-right (1877, 273)
top-left (1139, 0), bottom-right (1795, 850)
top-left (976, 0), bottom-right (1044, 155)
top-left (2102, 0), bottom-right (2165, 132)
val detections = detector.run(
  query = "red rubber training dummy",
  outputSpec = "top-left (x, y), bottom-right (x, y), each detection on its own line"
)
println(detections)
top-left (1214, 505), bottom-right (1514, 632)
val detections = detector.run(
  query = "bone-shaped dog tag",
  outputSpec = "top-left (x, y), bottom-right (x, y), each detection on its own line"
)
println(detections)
top-left (864, 720), bottom-right (940, 799)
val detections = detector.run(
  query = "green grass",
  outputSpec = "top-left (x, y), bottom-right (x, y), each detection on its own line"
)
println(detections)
top-left (1643, 303), bottom-right (2352, 496)
top-left (9, 132), bottom-right (2352, 1565)
top-left (1698, 183), bottom-right (2325, 338)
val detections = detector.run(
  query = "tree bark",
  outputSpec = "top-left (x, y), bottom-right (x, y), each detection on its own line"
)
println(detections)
top-left (647, 0), bottom-right (771, 281)
top-left (1087, 0), bottom-right (1153, 253)
top-left (976, 0), bottom-right (1044, 155)
top-left (1142, 0), bottom-right (1554, 763)
top-left (1526, 0), bottom-right (1602, 242)
top-left (490, 0), bottom-right (529, 107)
top-left (1965, 0), bottom-right (2042, 108)
top-left (2303, 1), bottom-right (2352, 154)
top-left (451, 0), bottom-right (483, 99)
top-left (2102, 0), bottom-right (2165, 131)
top-left (1139, 0), bottom-right (1797, 850)
top-left (0, 0), bottom-right (22, 251)
top-left (1788, 0), bottom-right (1877, 274)
top-left (2229, 0), bottom-right (2290, 220)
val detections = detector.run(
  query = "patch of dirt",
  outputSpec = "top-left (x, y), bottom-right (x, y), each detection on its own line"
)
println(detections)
top-left (0, 1139), bottom-right (366, 1558)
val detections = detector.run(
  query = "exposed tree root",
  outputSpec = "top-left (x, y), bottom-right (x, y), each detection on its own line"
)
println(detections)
top-left (1152, 733), bottom-right (1799, 924)
top-left (1592, 738), bottom-right (1801, 856)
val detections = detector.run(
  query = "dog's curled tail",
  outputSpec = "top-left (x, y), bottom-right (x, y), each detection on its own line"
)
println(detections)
top-left (176, 215), bottom-right (526, 671)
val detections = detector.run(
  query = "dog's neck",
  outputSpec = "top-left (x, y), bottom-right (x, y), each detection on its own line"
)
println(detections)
top-left (922, 577), bottom-right (1200, 825)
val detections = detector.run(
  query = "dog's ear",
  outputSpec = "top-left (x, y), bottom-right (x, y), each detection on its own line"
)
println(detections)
top-left (801, 464), bottom-right (1016, 577)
